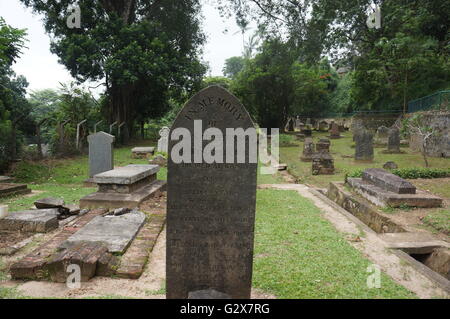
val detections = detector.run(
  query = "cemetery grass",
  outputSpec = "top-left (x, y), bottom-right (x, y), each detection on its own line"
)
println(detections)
top-left (253, 189), bottom-right (416, 298)
top-left (279, 132), bottom-right (450, 189)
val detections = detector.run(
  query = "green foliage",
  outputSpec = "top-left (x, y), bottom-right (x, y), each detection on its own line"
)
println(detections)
top-left (423, 210), bottom-right (450, 235)
top-left (0, 18), bottom-right (29, 172)
top-left (20, 0), bottom-right (207, 138)
top-left (349, 167), bottom-right (450, 179)
top-left (223, 56), bottom-right (246, 78)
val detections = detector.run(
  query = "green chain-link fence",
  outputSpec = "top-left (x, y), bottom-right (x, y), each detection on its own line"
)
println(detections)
top-left (408, 90), bottom-right (450, 113)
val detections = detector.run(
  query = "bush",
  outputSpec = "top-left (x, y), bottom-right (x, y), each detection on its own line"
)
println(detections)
top-left (279, 134), bottom-right (296, 147)
top-left (348, 167), bottom-right (450, 179)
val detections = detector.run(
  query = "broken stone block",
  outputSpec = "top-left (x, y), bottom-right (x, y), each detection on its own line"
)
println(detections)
top-left (362, 168), bottom-right (416, 194)
top-left (96, 252), bottom-right (120, 277)
top-left (47, 242), bottom-right (109, 282)
top-left (64, 204), bottom-right (80, 216)
top-left (0, 209), bottom-right (59, 233)
top-left (34, 197), bottom-right (65, 209)
top-left (60, 211), bottom-right (146, 254)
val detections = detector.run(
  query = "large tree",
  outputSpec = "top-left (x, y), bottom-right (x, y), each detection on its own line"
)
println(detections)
top-left (0, 17), bottom-right (29, 168)
top-left (20, 0), bottom-right (207, 140)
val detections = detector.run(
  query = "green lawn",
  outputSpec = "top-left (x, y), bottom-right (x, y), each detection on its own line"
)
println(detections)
top-left (253, 189), bottom-right (416, 298)
top-left (280, 132), bottom-right (450, 188)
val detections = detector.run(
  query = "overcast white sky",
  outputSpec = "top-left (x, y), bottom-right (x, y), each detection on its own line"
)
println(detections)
top-left (0, 0), bottom-right (249, 94)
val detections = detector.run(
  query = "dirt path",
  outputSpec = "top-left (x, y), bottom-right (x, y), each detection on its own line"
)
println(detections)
top-left (259, 183), bottom-right (449, 299)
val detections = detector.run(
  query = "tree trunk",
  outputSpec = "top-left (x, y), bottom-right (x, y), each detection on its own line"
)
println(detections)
top-left (403, 71), bottom-right (408, 114)
top-left (422, 140), bottom-right (429, 168)
top-left (11, 123), bottom-right (17, 160)
top-left (36, 124), bottom-right (43, 159)
top-left (140, 121), bottom-right (145, 140)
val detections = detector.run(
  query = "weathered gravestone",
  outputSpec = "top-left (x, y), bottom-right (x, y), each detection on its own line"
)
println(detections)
top-left (157, 126), bottom-right (170, 154)
top-left (87, 132), bottom-right (115, 178)
top-left (301, 137), bottom-right (315, 162)
top-left (286, 118), bottom-right (295, 132)
top-left (316, 138), bottom-right (331, 153)
top-left (329, 122), bottom-right (341, 139)
top-left (294, 116), bottom-right (303, 132)
top-left (387, 127), bottom-right (401, 153)
top-left (354, 129), bottom-right (374, 161)
top-left (318, 121), bottom-right (329, 131)
top-left (166, 86), bottom-right (257, 299)
top-left (376, 126), bottom-right (389, 140)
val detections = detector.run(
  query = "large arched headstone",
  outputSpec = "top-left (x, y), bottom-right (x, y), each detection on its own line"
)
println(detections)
top-left (166, 86), bottom-right (257, 299)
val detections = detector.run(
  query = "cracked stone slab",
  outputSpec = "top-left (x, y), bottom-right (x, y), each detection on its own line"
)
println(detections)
top-left (60, 211), bottom-right (146, 253)
top-left (93, 164), bottom-right (159, 185)
top-left (0, 209), bottom-right (59, 233)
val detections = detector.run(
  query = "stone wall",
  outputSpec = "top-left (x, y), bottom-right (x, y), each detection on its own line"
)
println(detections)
top-left (406, 111), bottom-right (450, 158)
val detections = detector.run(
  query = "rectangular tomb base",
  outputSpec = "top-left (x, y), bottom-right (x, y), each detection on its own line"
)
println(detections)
top-left (80, 180), bottom-right (166, 209)
top-left (347, 178), bottom-right (443, 208)
top-left (0, 183), bottom-right (31, 198)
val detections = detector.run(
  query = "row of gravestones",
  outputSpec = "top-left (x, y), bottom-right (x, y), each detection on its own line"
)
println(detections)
top-left (353, 125), bottom-right (401, 161)
top-left (87, 126), bottom-right (170, 178)
top-left (285, 117), bottom-right (344, 135)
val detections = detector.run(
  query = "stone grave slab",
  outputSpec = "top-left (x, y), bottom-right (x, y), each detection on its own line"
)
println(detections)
top-left (167, 85), bottom-right (257, 299)
top-left (347, 178), bottom-right (443, 208)
top-left (0, 183), bottom-right (31, 198)
top-left (94, 164), bottom-right (159, 185)
top-left (60, 211), bottom-right (146, 254)
top-left (131, 147), bottom-right (155, 158)
top-left (378, 232), bottom-right (450, 254)
top-left (362, 168), bottom-right (416, 194)
top-left (0, 209), bottom-right (59, 233)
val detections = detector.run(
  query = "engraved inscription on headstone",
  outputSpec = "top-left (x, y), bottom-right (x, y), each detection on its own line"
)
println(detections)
top-left (166, 86), bottom-right (257, 299)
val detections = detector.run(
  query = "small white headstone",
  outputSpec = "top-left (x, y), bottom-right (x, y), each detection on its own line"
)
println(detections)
top-left (157, 126), bottom-right (170, 154)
